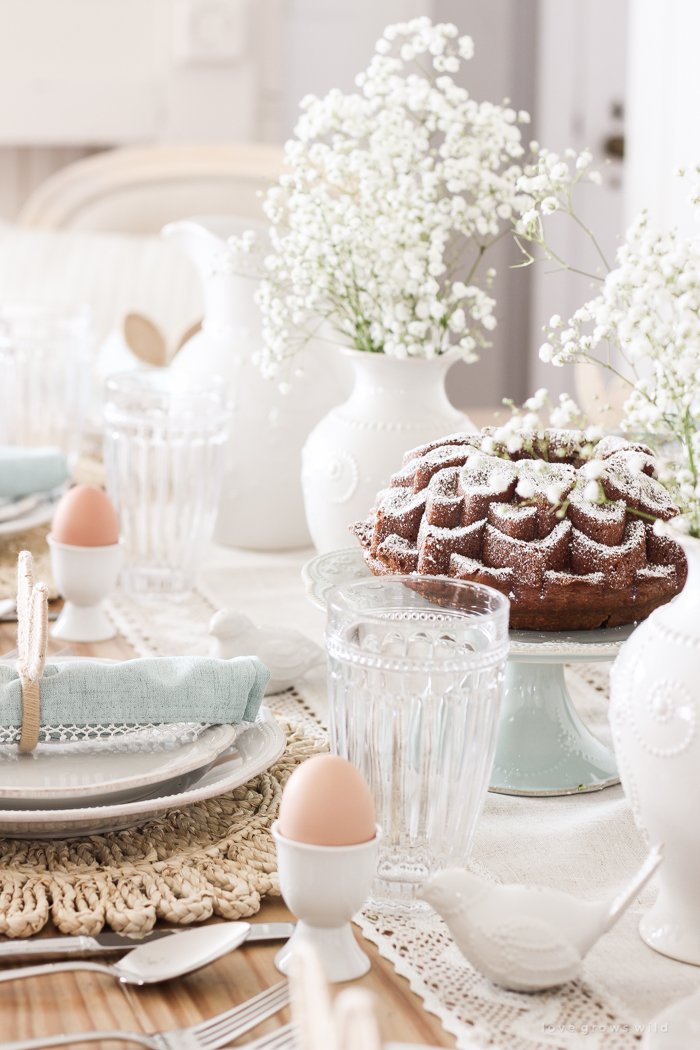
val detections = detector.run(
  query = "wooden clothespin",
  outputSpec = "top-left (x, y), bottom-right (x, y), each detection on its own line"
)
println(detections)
top-left (290, 941), bottom-right (381, 1050)
top-left (16, 551), bottom-right (48, 752)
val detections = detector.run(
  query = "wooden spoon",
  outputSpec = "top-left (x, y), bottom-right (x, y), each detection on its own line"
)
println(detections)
top-left (123, 312), bottom-right (167, 367)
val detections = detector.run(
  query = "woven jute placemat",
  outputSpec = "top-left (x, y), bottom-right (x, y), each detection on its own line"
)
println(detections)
top-left (0, 525), bottom-right (56, 602)
top-left (0, 715), bottom-right (328, 939)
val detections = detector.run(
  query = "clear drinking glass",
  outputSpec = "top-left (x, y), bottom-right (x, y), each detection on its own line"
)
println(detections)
top-left (326, 575), bottom-right (509, 905)
top-left (103, 371), bottom-right (230, 601)
top-left (0, 305), bottom-right (94, 466)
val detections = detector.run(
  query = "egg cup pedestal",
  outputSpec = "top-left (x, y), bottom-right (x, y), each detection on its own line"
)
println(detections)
top-left (48, 535), bottom-right (122, 643)
top-left (271, 822), bottom-right (380, 982)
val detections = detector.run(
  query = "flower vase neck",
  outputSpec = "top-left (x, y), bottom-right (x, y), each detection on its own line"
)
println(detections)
top-left (339, 348), bottom-right (460, 427)
top-left (301, 347), bottom-right (474, 552)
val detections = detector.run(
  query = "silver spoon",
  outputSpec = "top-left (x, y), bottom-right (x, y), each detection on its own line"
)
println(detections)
top-left (0, 921), bottom-right (263, 985)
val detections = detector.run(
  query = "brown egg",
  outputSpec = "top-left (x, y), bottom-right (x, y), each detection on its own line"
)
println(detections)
top-left (278, 754), bottom-right (376, 846)
top-left (52, 485), bottom-right (120, 547)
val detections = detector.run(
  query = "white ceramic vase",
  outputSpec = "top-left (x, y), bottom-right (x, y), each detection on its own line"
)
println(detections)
top-left (301, 349), bottom-right (475, 552)
top-left (162, 217), bottom-right (351, 550)
top-left (609, 531), bottom-right (700, 964)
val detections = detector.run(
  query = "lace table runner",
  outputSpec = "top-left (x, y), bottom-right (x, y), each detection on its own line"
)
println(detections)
top-left (105, 582), bottom-right (699, 1049)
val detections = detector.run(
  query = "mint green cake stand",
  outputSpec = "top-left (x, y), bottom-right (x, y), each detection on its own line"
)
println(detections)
top-left (489, 625), bottom-right (636, 797)
top-left (301, 548), bottom-right (636, 800)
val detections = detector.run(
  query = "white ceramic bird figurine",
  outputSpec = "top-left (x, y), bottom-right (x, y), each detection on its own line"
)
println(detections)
top-left (209, 610), bottom-right (325, 695)
top-left (419, 844), bottom-right (663, 992)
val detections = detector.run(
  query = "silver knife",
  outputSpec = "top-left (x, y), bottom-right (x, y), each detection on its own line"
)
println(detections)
top-left (0, 921), bottom-right (295, 962)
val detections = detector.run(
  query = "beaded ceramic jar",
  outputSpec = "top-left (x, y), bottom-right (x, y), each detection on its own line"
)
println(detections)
top-left (609, 530), bottom-right (700, 964)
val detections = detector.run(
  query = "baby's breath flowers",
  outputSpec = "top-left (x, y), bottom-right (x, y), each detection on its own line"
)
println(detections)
top-left (482, 389), bottom-right (634, 522)
top-left (512, 147), bottom-right (609, 279)
top-left (536, 174), bottom-right (700, 535)
top-left (253, 17), bottom-right (534, 381)
top-left (497, 388), bottom-right (601, 455)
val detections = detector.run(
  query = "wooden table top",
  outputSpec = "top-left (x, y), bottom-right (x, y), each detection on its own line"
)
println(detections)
top-left (0, 615), bottom-right (455, 1048)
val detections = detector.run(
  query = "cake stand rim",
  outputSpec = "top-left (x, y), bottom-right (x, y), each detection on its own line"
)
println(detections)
top-left (302, 547), bottom-right (640, 659)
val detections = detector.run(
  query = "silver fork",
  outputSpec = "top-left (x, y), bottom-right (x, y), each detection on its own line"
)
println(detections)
top-left (0, 982), bottom-right (292, 1050)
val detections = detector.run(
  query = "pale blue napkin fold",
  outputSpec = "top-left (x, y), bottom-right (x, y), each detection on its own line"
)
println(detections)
top-left (0, 655), bottom-right (270, 730)
top-left (0, 446), bottom-right (70, 499)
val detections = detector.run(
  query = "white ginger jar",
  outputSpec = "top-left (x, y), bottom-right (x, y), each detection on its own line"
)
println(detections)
top-left (609, 531), bottom-right (700, 963)
top-left (301, 348), bottom-right (475, 553)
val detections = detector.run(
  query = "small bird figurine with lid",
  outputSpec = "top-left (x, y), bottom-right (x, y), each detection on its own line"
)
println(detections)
top-left (209, 610), bottom-right (324, 694)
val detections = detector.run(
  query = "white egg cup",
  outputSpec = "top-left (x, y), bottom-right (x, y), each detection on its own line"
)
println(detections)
top-left (271, 821), bottom-right (380, 982)
top-left (47, 534), bottom-right (123, 643)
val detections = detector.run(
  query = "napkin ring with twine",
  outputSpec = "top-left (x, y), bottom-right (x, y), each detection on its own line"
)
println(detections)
top-left (16, 550), bottom-right (48, 752)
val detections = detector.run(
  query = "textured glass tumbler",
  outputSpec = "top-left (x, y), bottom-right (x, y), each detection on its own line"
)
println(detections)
top-left (0, 305), bottom-right (93, 466)
top-left (103, 371), bottom-right (229, 601)
top-left (326, 576), bottom-right (509, 904)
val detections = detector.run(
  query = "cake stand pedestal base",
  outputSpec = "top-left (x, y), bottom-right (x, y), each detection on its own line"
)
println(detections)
top-left (300, 549), bottom-right (639, 800)
top-left (489, 625), bottom-right (636, 797)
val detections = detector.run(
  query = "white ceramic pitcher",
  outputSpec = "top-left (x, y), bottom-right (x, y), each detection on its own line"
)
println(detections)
top-left (609, 531), bottom-right (700, 964)
top-left (162, 216), bottom-right (350, 550)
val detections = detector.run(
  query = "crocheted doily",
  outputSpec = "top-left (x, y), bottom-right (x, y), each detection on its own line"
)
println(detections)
top-left (357, 904), bottom-right (638, 1050)
top-left (105, 586), bottom-right (654, 1048)
top-left (1, 573), bottom-right (672, 1047)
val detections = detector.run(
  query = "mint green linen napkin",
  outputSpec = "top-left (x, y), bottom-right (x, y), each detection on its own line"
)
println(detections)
top-left (0, 446), bottom-right (70, 499)
top-left (0, 655), bottom-right (270, 732)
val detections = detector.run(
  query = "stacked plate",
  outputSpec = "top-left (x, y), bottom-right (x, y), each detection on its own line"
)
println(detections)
top-left (0, 658), bottom-right (286, 838)
top-left (0, 485), bottom-right (66, 536)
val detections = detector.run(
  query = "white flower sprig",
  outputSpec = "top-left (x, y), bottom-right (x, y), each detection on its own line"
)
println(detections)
top-left (537, 174), bottom-right (700, 534)
top-left (465, 387), bottom-right (617, 523)
top-left (254, 18), bottom-right (534, 381)
top-left (513, 147), bottom-right (609, 279)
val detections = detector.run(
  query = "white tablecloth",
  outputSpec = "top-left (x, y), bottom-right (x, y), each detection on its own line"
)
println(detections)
top-left (106, 543), bottom-right (700, 1049)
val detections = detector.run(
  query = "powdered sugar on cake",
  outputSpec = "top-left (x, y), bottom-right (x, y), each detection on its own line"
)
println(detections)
top-left (350, 428), bottom-right (687, 630)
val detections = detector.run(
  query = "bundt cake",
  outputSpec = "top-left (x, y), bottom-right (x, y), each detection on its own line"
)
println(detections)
top-left (350, 429), bottom-right (687, 631)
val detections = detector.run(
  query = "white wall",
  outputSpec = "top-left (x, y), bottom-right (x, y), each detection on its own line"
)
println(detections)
top-left (435, 0), bottom-right (538, 409)
top-left (0, 0), bottom-right (282, 220)
top-left (528, 0), bottom-right (628, 402)
top-left (625, 0), bottom-right (700, 236)
top-left (282, 0), bottom-right (432, 138)
top-left (0, 0), bottom-right (635, 413)
top-left (0, 0), bottom-right (266, 144)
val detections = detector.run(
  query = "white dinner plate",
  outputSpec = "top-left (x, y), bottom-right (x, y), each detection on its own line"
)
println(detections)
top-left (0, 491), bottom-right (47, 524)
top-left (0, 490), bottom-right (62, 536)
top-left (0, 722), bottom-right (238, 810)
top-left (0, 654), bottom-right (238, 808)
top-left (0, 707), bottom-right (286, 838)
